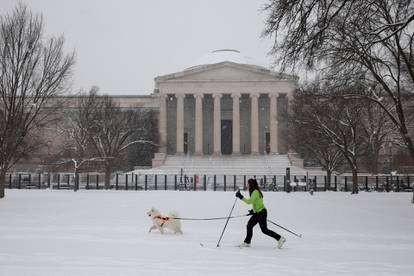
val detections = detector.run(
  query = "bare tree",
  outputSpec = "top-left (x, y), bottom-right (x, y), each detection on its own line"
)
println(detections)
top-left (359, 99), bottom-right (396, 174)
top-left (52, 87), bottom-right (102, 189)
top-left (263, 0), bottom-right (414, 159)
top-left (0, 4), bottom-right (74, 198)
top-left (290, 89), bottom-right (345, 190)
top-left (50, 89), bottom-right (156, 189)
top-left (298, 82), bottom-right (371, 194)
top-left (79, 90), bottom-right (156, 189)
top-left (126, 109), bottom-right (158, 167)
top-left (316, 96), bottom-right (365, 194)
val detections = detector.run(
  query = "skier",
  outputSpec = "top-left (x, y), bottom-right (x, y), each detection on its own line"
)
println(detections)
top-left (235, 178), bottom-right (286, 248)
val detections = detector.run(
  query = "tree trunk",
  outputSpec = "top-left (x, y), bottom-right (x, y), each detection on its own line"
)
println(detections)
top-left (104, 165), bottom-right (111, 190)
top-left (351, 169), bottom-right (359, 194)
top-left (0, 170), bottom-right (5, 199)
top-left (326, 170), bottom-right (332, 191)
top-left (371, 150), bottom-right (379, 175)
top-left (74, 167), bottom-right (79, 192)
top-left (406, 137), bottom-right (414, 161)
top-left (396, 104), bottom-right (414, 161)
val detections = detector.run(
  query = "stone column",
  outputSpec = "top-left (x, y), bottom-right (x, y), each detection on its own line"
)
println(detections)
top-left (194, 94), bottom-right (204, 155)
top-left (250, 93), bottom-right (260, 154)
top-left (158, 94), bottom-right (168, 153)
top-left (231, 93), bottom-right (241, 155)
top-left (269, 94), bottom-right (278, 154)
top-left (213, 93), bottom-right (222, 155)
top-left (176, 94), bottom-right (185, 155)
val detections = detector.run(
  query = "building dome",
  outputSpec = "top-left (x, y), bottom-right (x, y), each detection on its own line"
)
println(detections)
top-left (187, 49), bottom-right (266, 69)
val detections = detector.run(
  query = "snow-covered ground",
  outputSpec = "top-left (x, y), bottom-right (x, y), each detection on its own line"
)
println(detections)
top-left (0, 190), bottom-right (413, 276)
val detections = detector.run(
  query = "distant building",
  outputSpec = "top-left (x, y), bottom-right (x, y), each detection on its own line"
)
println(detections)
top-left (17, 49), bottom-right (316, 176)
top-left (152, 49), bottom-right (296, 163)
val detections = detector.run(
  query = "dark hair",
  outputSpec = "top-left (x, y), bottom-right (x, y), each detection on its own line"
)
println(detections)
top-left (247, 178), bottom-right (263, 198)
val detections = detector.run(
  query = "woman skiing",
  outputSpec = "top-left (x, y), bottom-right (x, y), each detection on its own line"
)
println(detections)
top-left (235, 178), bottom-right (286, 248)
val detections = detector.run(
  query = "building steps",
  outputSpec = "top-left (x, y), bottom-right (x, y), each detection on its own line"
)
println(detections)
top-left (131, 154), bottom-right (324, 176)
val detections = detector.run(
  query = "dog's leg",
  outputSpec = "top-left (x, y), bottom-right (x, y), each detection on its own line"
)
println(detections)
top-left (158, 226), bottom-right (164, 234)
top-left (173, 227), bottom-right (183, 234)
top-left (149, 225), bottom-right (156, 233)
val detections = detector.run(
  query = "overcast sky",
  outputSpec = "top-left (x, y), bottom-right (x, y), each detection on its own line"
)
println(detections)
top-left (2, 0), bottom-right (276, 95)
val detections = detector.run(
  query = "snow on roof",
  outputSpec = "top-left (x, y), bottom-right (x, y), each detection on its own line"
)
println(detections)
top-left (186, 49), bottom-right (266, 69)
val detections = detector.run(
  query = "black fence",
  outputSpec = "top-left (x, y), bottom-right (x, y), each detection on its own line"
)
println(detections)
top-left (4, 172), bottom-right (414, 192)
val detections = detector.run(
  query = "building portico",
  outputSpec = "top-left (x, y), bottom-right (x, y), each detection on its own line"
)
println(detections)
top-left (153, 49), bottom-right (297, 167)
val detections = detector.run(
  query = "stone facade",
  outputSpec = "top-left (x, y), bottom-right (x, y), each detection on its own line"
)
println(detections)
top-left (17, 50), bottom-right (298, 172)
top-left (152, 56), bottom-right (297, 167)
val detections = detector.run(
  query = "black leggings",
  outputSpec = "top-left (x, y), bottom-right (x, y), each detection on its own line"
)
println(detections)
top-left (244, 208), bottom-right (281, 244)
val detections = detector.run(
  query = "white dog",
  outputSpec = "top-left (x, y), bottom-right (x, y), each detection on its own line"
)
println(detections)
top-left (146, 207), bottom-right (183, 234)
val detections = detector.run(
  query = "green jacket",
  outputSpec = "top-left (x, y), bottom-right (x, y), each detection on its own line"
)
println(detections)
top-left (242, 190), bottom-right (265, 213)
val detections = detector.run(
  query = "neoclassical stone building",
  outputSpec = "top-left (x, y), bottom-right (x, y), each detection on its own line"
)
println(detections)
top-left (152, 49), bottom-right (297, 167)
top-left (20, 49), bottom-right (305, 175)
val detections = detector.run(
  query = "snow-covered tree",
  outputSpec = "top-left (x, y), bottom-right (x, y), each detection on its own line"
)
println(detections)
top-left (126, 109), bottom-right (158, 167)
top-left (263, 0), bottom-right (414, 160)
top-left (359, 99), bottom-right (396, 174)
top-left (296, 81), bottom-right (396, 193)
top-left (67, 89), bottom-right (156, 189)
top-left (289, 89), bottom-right (345, 189)
top-left (0, 4), bottom-right (74, 198)
top-left (53, 87), bottom-right (104, 190)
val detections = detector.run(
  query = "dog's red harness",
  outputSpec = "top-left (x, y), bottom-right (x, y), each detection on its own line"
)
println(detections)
top-left (154, 215), bottom-right (170, 226)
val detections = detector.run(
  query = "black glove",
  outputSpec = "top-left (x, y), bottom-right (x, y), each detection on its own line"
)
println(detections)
top-left (248, 209), bottom-right (254, 216)
top-left (235, 190), bottom-right (243, 199)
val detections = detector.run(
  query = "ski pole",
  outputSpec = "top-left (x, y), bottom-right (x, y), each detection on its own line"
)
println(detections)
top-left (267, 219), bottom-right (302, 238)
top-left (216, 197), bottom-right (238, 247)
top-left (175, 214), bottom-right (248, 221)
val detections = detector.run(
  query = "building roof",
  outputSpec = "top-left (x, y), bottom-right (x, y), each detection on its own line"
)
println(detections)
top-left (186, 49), bottom-right (266, 70)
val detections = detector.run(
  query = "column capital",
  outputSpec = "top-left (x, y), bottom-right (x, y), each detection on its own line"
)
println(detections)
top-left (268, 93), bottom-right (279, 99)
top-left (194, 94), bottom-right (204, 99)
top-left (159, 94), bottom-right (168, 99)
top-left (249, 93), bottom-right (260, 99)
top-left (175, 93), bottom-right (186, 99)
top-left (212, 93), bottom-right (223, 99)
top-left (231, 93), bottom-right (241, 98)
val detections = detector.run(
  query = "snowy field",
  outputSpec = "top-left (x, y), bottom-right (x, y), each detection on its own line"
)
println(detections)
top-left (0, 190), bottom-right (413, 276)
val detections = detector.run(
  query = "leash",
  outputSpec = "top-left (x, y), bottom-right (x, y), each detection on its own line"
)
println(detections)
top-left (174, 214), bottom-right (249, 221)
